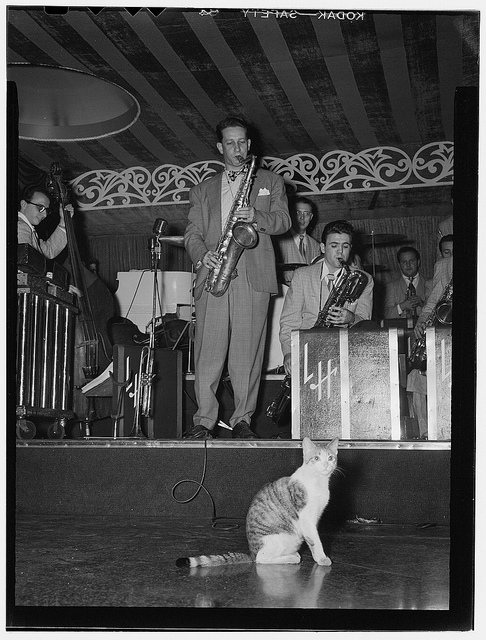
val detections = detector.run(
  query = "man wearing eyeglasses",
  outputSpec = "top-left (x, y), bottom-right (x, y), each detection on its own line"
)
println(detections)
top-left (18, 185), bottom-right (74, 259)
top-left (273, 196), bottom-right (321, 286)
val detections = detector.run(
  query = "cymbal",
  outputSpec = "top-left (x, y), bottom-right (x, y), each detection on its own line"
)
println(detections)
top-left (277, 263), bottom-right (307, 271)
top-left (158, 236), bottom-right (185, 247)
top-left (362, 264), bottom-right (387, 273)
top-left (360, 233), bottom-right (406, 245)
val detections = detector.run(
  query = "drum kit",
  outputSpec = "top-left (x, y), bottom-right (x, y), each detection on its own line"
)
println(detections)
top-left (359, 231), bottom-right (406, 277)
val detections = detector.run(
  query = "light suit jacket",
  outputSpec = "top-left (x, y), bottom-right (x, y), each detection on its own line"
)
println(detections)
top-left (18, 215), bottom-right (67, 259)
top-left (185, 168), bottom-right (291, 300)
top-left (416, 257), bottom-right (453, 326)
top-left (279, 261), bottom-right (373, 358)
top-left (383, 275), bottom-right (432, 319)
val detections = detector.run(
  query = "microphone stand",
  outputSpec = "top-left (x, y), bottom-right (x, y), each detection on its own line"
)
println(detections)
top-left (171, 264), bottom-right (196, 373)
top-left (129, 234), bottom-right (162, 438)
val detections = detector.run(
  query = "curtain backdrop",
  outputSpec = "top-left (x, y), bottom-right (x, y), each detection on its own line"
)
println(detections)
top-left (85, 214), bottom-right (448, 321)
top-left (85, 233), bottom-right (192, 295)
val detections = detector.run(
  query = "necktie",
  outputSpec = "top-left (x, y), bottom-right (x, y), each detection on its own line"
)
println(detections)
top-left (299, 235), bottom-right (306, 259)
top-left (327, 273), bottom-right (335, 292)
top-left (32, 229), bottom-right (41, 252)
top-left (408, 277), bottom-right (417, 318)
top-left (227, 169), bottom-right (243, 182)
top-left (407, 276), bottom-right (416, 297)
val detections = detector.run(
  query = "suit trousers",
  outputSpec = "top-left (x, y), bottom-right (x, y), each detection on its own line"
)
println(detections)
top-left (193, 252), bottom-right (270, 429)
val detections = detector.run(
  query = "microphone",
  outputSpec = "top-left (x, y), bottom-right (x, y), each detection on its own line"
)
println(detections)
top-left (153, 218), bottom-right (168, 237)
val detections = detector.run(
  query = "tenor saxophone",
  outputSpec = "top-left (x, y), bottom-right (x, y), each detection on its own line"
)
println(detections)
top-left (204, 154), bottom-right (259, 297)
top-left (407, 277), bottom-right (453, 373)
top-left (266, 259), bottom-right (368, 423)
top-left (314, 259), bottom-right (368, 328)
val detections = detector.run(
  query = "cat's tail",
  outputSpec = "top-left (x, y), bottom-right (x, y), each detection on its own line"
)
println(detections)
top-left (176, 552), bottom-right (252, 568)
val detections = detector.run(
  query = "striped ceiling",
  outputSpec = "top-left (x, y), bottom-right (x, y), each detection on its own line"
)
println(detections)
top-left (8, 6), bottom-right (480, 180)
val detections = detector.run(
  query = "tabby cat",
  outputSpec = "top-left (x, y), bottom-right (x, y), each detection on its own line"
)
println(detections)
top-left (176, 437), bottom-right (339, 567)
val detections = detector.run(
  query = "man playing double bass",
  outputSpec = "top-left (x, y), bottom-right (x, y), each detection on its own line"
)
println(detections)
top-left (17, 185), bottom-right (74, 258)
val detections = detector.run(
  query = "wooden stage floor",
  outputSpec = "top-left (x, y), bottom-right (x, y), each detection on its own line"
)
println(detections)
top-left (11, 514), bottom-right (450, 627)
top-left (9, 438), bottom-right (467, 630)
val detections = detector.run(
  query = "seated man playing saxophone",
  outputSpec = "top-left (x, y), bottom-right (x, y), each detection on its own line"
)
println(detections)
top-left (279, 219), bottom-right (374, 376)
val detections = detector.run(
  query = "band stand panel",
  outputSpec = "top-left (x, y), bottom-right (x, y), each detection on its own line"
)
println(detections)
top-left (426, 326), bottom-right (452, 441)
top-left (292, 328), bottom-right (400, 440)
top-left (112, 345), bottom-right (183, 439)
top-left (292, 328), bottom-right (342, 440)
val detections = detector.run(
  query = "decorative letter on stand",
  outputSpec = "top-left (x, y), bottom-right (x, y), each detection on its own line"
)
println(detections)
top-left (292, 328), bottom-right (401, 440)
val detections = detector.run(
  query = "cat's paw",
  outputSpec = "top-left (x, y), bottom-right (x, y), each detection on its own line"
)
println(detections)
top-left (316, 556), bottom-right (332, 566)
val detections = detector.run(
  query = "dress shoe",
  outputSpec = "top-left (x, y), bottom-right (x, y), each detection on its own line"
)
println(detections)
top-left (184, 424), bottom-right (213, 439)
top-left (232, 421), bottom-right (257, 439)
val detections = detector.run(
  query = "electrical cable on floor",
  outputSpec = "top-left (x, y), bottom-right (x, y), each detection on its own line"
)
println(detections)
top-left (171, 439), bottom-right (241, 531)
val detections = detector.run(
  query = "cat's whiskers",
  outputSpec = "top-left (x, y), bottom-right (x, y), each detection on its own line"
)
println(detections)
top-left (333, 465), bottom-right (346, 478)
top-left (176, 437), bottom-right (339, 568)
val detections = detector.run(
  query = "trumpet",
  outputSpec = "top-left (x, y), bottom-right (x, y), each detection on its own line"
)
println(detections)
top-left (129, 340), bottom-right (156, 438)
top-left (266, 373), bottom-right (291, 423)
top-left (129, 222), bottom-right (165, 437)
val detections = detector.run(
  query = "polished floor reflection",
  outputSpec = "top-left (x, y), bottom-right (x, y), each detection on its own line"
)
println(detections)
top-left (14, 515), bottom-right (449, 611)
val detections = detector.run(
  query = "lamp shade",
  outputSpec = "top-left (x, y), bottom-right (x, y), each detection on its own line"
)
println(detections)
top-left (8, 63), bottom-right (140, 141)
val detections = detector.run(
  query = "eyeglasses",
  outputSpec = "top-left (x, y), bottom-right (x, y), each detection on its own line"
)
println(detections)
top-left (27, 201), bottom-right (49, 215)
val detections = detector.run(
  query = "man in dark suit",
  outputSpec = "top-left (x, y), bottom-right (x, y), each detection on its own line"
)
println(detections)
top-left (383, 247), bottom-right (432, 324)
top-left (184, 116), bottom-right (291, 439)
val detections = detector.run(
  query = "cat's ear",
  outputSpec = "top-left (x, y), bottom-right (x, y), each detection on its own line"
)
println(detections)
top-left (302, 437), bottom-right (317, 462)
top-left (328, 438), bottom-right (339, 455)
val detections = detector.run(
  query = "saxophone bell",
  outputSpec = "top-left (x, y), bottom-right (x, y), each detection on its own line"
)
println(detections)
top-left (205, 154), bottom-right (259, 297)
top-left (407, 278), bottom-right (452, 373)
top-left (436, 301), bottom-right (452, 325)
top-left (314, 258), bottom-right (367, 328)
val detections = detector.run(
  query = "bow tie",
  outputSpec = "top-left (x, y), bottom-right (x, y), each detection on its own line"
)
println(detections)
top-left (227, 169), bottom-right (244, 182)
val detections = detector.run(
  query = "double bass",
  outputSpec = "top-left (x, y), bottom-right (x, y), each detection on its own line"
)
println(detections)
top-left (46, 163), bottom-right (114, 430)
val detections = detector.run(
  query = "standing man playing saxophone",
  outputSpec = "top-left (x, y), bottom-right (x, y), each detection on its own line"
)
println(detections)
top-left (184, 116), bottom-right (291, 439)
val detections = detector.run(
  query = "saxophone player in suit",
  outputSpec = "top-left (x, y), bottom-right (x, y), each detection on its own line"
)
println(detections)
top-left (279, 220), bottom-right (374, 376)
top-left (405, 255), bottom-right (453, 440)
top-left (414, 256), bottom-right (453, 339)
top-left (184, 116), bottom-right (291, 439)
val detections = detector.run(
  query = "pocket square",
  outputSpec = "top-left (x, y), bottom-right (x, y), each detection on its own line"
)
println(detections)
top-left (258, 187), bottom-right (270, 196)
